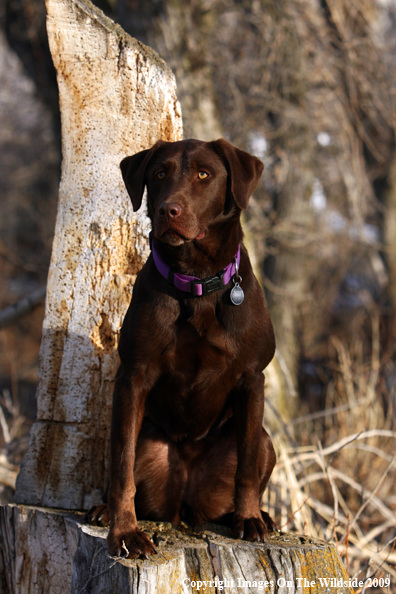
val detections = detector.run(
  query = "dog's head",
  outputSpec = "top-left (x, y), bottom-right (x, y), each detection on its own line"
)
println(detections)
top-left (120, 138), bottom-right (264, 247)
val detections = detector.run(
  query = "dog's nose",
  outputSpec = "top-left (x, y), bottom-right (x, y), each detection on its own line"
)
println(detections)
top-left (159, 202), bottom-right (182, 219)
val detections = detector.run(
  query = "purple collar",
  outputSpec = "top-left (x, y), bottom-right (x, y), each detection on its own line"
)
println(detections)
top-left (150, 234), bottom-right (241, 297)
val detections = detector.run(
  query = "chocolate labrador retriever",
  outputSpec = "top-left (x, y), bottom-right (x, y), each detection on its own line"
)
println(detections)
top-left (87, 138), bottom-right (276, 559)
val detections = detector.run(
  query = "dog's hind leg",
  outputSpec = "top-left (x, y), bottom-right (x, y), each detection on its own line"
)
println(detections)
top-left (185, 420), bottom-right (276, 534)
top-left (134, 419), bottom-right (187, 524)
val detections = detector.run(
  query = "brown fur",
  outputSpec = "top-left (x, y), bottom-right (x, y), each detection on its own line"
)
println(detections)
top-left (87, 138), bottom-right (276, 558)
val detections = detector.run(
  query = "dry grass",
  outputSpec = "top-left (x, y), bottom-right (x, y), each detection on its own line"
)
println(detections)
top-left (264, 326), bottom-right (396, 593)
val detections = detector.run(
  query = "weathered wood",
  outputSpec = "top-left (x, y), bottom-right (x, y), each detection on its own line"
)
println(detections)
top-left (14, 0), bottom-right (182, 510)
top-left (0, 505), bottom-right (354, 594)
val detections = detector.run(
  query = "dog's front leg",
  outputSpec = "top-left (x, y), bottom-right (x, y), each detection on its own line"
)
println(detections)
top-left (233, 372), bottom-right (272, 542)
top-left (107, 368), bottom-right (156, 559)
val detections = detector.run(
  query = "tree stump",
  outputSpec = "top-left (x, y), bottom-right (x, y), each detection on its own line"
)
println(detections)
top-left (0, 505), bottom-right (354, 594)
top-left (13, 0), bottom-right (182, 511)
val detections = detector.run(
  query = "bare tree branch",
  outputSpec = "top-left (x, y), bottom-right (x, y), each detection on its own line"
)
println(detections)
top-left (0, 285), bottom-right (46, 329)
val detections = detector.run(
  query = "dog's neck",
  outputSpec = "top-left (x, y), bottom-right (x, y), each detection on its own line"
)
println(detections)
top-left (154, 218), bottom-right (243, 278)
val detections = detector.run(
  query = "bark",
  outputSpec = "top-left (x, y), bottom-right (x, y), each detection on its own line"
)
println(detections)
top-left (14, 0), bottom-right (182, 510)
top-left (0, 504), bottom-right (354, 594)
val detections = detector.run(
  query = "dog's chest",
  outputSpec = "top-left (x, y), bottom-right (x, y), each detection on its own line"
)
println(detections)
top-left (172, 302), bottom-right (235, 373)
top-left (145, 302), bottom-right (240, 439)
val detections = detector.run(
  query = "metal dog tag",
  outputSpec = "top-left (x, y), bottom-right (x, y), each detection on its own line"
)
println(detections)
top-left (231, 257), bottom-right (244, 305)
top-left (230, 282), bottom-right (244, 305)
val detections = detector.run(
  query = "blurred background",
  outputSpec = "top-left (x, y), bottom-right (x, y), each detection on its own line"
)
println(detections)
top-left (0, 0), bottom-right (395, 589)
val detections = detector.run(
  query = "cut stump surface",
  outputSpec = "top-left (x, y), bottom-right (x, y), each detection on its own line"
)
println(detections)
top-left (0, 504), bottom-right (354, 593)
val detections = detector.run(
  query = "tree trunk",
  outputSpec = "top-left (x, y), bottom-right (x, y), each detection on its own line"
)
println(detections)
top-left (13, 0), bottom-right (182, 511)
top-left (0, 504), bottom-right (354, 594)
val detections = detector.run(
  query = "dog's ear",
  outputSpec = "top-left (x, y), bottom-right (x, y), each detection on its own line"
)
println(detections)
top-left (211, 138), bottom-right (264, 211)
top-left (120, 140), bottom-right (165, 212)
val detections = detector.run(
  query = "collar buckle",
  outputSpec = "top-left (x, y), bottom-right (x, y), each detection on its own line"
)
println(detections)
top-left (191, 270), bottom-right (225, 296)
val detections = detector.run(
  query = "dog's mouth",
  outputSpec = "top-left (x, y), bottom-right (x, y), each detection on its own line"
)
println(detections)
top-left (158, 227), bottom-right (206, 245)
top-left (160, 229), bottom-right (188, 246)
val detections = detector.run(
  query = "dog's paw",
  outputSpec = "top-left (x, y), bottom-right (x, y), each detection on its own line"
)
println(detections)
top-left (85, 504), bottom-right (110, 527)
top-left (107, 526), bottom-right (157, 560)
top-left (233, 513), bottom-right (271, 542)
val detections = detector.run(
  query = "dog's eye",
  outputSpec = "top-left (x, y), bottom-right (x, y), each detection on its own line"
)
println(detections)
top-left (156, 171), bottom-right (166, 179)
top-left (198, 171), bottom-right (209, 180)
